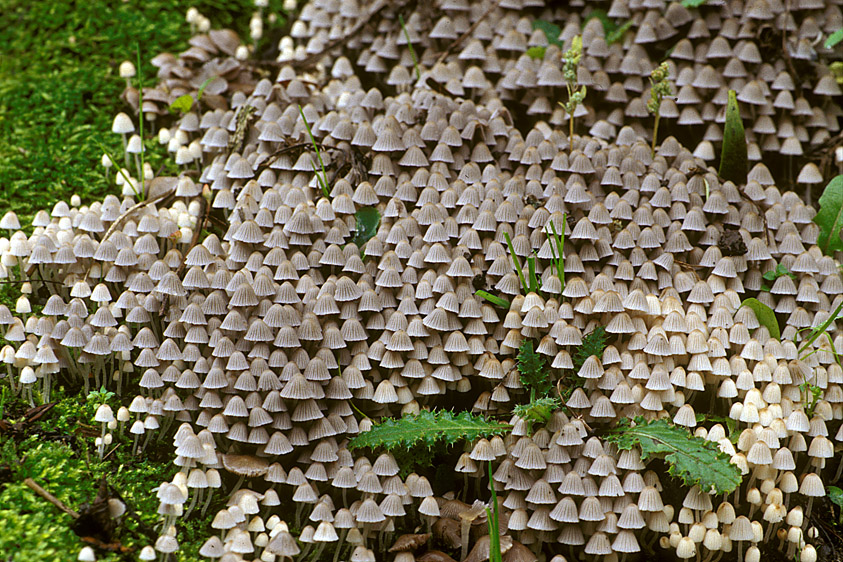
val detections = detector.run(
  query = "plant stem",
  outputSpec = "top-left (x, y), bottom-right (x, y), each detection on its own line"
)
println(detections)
top-left (652, 113), bottom-right (660, 156)
top-left (136, 44), bottom-right (146, 199)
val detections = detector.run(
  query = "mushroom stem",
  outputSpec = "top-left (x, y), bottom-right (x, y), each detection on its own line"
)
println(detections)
top-left (332, 529), bottom-right (348, 562)
top-left (200, 488), bottom-right (215, 518)
top-left (6, 363), bottom-right (16, 394)
top-left (121, 134), bottom-right (129, 167)
top-left (805, 497), bottom-right (815, 521)
top-left (185, 489), bottom-right (201, 519)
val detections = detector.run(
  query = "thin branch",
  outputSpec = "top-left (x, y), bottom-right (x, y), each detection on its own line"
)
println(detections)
top-left (24, 478), bottom-right (80, 519)
top-left (433, 1), bottom-right (497, 67)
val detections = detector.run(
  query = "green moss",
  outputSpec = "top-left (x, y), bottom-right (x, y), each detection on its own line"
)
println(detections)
top-left (0, 0), bottom-right (280, 227)
top-left (0, 2), bottom-right (287, 558)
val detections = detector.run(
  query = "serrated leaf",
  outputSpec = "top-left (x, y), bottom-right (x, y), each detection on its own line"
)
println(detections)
top-left (351, 207), bottom-right (381, 249)
top-left (740, 298), bottom-right (780, 340)
top-left (532, 20), bottom-right (563, 47)
top-left (719, 90), bottom-right (747, 185)
top-left (815, 175), bottom-right (843, 255)
top-left (347, 410), bottom-right (510, 452)
top-left (169, 94), bottom-right (194, 114)
top-left (573, 326), bottom-right (607, 372)
top-left (606, 418), bottom-right (742, 494)
top-left (826, 29), bottom-right (843, 49)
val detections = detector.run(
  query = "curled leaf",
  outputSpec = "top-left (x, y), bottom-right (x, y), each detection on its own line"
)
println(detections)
top-left (740, 298), bottom-right (780, 341)
top-left (718, 90), bottom-right (747, 185)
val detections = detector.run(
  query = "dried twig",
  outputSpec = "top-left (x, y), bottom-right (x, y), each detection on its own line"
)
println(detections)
top-left (24, 478), bottom-right (80, 519)
top-left (433, 1), bottom-right (497, 67)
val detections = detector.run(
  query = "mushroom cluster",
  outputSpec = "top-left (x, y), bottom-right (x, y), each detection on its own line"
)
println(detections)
top-left (2, 1), bottom-right (843, 561)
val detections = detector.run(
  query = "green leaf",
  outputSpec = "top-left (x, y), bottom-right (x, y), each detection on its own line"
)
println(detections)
top-left (829, 486), bottom-right (843, 508)
top-left (740, 298), bottom-right (780, 340)
top-left (351, 207), bottom-right (381, 250)
top-left (815, 175), bottom-right (843, 255)
top-left (169, 94), bottom-right (194, 114)
top-left (532, 20), bottom-right (563, 47)
top-left (681, 0), bottom-right (707, 6)
top-left (718, 90), bottom-right (748, 185)
top-left (526, 46), bottom-right (546, 60)
top-left (476, 290), bottom-right (510, 309)
top-left (826, 29), bottom-right (843, 49)
top-left (606, 418), bottom-right (742, 494)
top-left (798, 300), bottom-right (843, 356)
top-left (513, 397), bottom-right (562, 426)
top-left (347, 410), bottom-right (510, 452)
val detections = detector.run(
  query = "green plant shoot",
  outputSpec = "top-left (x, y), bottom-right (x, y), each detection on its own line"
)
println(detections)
top-left (561, 35), bottom-right (586, 147)
top-left (487, 462), bottom-right (502, 562)
top-left (647, 62), bottom-right (671, 156)
top-left (546, 214), bottom-right (566, 291)
top-left (718, 90), bottom-right (748, 185)
top-left (399, 15), bottom-right (420, 81)
top-left (298, 104), bottom-right (330, 199)
top-left (475, 290), bottom-right (510, 309)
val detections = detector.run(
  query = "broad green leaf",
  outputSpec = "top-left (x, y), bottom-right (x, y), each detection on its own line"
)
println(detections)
top-left (718, 90), bottom-right (747, 184)
top-left (526, 46), bottom-right (546, 60)
top-left (532, 20), bottom-right (563, 47)
top-left (815, 175), bottom-right (843, 255)
top-left (682, 0), bottom-right (707, 6)
top-left (348, 410), bottom-right (510, 452)
top-left (476, 290), bottom-right (509, 309)
top-left (740, 298), bottom-right (780, 340)
top-left (829, 486), bottom-right (843, 508)
top-left (826, 29), bottom-right (843, 49)
top-left (169, 94), bottom-right (194, 114)
top-left (351, 207), bottom-right (380, 249)
top-left (606, 418), bottom-right (742, 494)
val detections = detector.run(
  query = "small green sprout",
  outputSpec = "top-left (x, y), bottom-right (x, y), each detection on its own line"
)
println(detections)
top-left (647, 61), bottom-right (672, 156)
top-left (298, 105), bottom-right (331, 199)
top-left (760, 264), bottom-right (796, 292)
top-left (399, 15), bottom-right (420, 82)
top-left (545, 214), bottom-right (566, 293)
top-left (560, 36), bottom-right (586, 148)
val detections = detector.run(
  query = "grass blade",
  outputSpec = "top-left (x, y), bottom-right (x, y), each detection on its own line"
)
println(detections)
top-left (503, 232), bottom-right (528, 295)
top-left (476, 290), bottom-right (510, 309)
top-left (298, 104), bottom-right (330, 199)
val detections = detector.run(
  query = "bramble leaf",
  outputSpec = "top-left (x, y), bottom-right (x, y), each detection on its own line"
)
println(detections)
top-left (740, 298), bottom-right (780, 340)
top-left (606, 417), bottom-right (742, 494)
top-left (719, 90), bottom-right (747, 184)
top-left (815, 175), bottom-right (843, 255)
top-left (573, 326), bottom-right (607, 372)
top-left (351, 207), bottom-right (381, 249)
top-left (517, 340), bottom-right (551, 397)
top-left (347, 410), bottom-right (510, 452)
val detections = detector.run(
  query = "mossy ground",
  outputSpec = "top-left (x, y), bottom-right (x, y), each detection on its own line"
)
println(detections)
top-left (0, 1), bottom-right (283, 559)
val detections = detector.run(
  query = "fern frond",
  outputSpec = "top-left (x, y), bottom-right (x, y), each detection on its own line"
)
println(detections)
top-left (573, 326), bottom-right (607, 372)
top-left (348, 410), bottom-right (511, 452)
